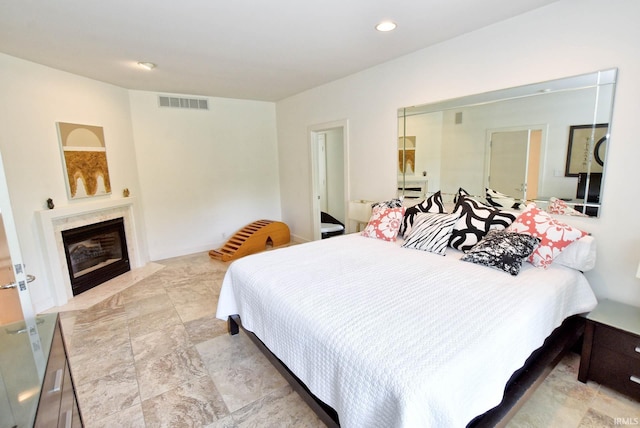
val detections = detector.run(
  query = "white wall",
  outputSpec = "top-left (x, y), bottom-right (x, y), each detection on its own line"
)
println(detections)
top-left (276, 0), bottom-right (640, 307)
top-left (0, 55), bottom-right (281, 312)
top-left (0, 54), bottom-right (144, 312)
top-left (129, 91), bottom-right (281, 261)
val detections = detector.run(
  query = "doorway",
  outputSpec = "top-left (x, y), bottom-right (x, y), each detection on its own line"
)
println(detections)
top-left (485, 127), bottom-right (543, 201)
top-left (309, 121), bottom-right (349, 241)
top-left (0, 151), bottom-right (35, 325)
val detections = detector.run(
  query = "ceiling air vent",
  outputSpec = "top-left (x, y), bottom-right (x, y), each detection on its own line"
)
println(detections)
top-left (158, 96), bottom-right (209, 110)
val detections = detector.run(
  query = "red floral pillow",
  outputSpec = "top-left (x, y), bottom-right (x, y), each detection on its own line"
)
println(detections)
top-left (507, 203), bottom-right (587, 268)
top-left (361, 206), bottom-right (405, 241)
top-left (547, 197), bottom-right (588, 217)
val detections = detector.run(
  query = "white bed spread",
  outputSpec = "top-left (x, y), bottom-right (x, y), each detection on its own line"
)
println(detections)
top-left (216, 234), bottom-right (597, 428)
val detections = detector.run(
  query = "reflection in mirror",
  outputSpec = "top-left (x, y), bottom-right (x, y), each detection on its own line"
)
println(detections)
top-left (398, 69), bottom-right (617, 217)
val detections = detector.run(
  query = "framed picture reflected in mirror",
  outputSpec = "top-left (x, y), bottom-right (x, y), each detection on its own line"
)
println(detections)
top-left (565, 123), bottom-right (608, 177)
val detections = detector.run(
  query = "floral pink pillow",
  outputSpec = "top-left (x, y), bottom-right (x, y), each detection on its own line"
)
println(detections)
top-left (361, 206), bottom-right (405, 241)
top-left (507, 203), bottom-right (587, 268)
top-left (547, 197), bottom-right (588, 217)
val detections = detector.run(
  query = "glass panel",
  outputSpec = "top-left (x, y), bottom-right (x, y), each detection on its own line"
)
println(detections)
top-left (397, 69), bottom-right (617, 217)
top-left (0, 313), bottom-right (56, 428)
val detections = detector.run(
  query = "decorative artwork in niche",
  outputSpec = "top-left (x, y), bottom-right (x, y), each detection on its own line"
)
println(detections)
top-left (398, 136), bottom-right (416, 174)
top-left (57, 122), bottom-right (112, 199)
top-left (565, 123), bottom-right (608, 177)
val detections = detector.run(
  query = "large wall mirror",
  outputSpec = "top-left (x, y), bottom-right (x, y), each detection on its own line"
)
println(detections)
top-left (397, 68), bottom-right (617, 217)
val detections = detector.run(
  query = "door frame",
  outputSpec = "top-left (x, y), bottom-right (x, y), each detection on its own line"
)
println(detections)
top-left (484, 124), bottom-right (547, 201)
top-left (317, 133), bottom-right (328, 212)
top-left (309, 120), bottom-right (349, 241)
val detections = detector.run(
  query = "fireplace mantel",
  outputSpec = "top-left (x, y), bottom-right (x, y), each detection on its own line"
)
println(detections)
top-left (36, 197), bottom-right (142, 306)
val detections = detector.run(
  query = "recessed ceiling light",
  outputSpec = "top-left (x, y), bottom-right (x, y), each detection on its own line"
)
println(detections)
top-left (137, 62), bottom-right (156, 70)
top-left (375, 21), bottom-right (397, 32)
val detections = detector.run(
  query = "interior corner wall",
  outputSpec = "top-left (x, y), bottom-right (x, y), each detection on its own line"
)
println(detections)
top-left (275, 0), bottom-right (640, 307)
top-left (128, 91), bottom-right (281, 261)
top-left (0, 53), bottom-right (144, 312)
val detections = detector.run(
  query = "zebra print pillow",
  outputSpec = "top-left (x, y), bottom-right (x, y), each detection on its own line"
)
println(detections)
top-left (402, 212), bottom-right (460, 255)
top-left (449, 195), bottom-right (517, 252)
top-left (399, 191), bottom-right (446, 236)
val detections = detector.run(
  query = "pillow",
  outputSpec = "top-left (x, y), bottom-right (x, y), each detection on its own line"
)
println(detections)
top-left (402, 212), bottom-right (460, 255)
top-left (452, 187), bottom-right (470, 204)
top-left (552, 235), bottom-right (596, 272)
top-left (546, 197), bottom-right (588, 217)
top-left (461, 230), bottom-right (541, 275)
top-left (507, 203), bottom-right (588, 268)
top-left (361, 206), bottom-right (405, 241)
top-left (485, 187), bottom-right (522, 209)
top-left (399, 191), bottom-right (446, 236)
top-left (449, 196), bottom-right (517, 252)
top-left (372, 197), bottom-right (404, 210)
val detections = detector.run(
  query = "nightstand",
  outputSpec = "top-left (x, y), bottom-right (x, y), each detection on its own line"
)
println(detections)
top-left (578, 299), bottom-right (640, 400)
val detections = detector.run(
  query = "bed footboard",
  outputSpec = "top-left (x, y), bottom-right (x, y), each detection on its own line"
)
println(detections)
top-left (228, 315), bottom-right (240, 335)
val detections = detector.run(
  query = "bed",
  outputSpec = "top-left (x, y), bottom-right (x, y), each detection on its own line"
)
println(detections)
top-left (216, 224), bottom-right (597, 427)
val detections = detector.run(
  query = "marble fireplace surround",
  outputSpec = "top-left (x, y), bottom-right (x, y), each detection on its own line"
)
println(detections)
top-left (36, 198), bottom-right (143, 307)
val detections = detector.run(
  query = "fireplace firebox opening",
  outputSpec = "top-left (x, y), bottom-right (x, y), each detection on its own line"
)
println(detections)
top-left (61, 217), bottom-right (130, 296)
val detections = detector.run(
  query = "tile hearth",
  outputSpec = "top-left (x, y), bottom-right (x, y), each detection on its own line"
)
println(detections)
top-left (51, 251), bottom-right (640, 427)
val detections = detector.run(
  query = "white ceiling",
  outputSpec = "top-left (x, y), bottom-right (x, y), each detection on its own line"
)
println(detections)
top-left (0, 0), bottom-right (558, 101)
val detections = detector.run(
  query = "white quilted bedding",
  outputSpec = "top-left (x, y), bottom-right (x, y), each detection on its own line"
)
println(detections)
top-left (216, 234), bottom-right (597, 428)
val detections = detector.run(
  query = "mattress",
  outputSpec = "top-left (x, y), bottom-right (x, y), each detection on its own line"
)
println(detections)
top-left (216, 233), bottom-right (597, 427)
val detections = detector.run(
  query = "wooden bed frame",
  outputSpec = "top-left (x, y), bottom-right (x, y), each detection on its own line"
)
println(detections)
top-left (228, 314), bottom-right (585, 428)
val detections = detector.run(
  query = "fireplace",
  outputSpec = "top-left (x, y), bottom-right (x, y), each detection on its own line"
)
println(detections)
top-left (61, 217), bottom-right (131, 296)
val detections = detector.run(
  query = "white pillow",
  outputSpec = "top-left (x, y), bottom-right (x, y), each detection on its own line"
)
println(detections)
top-left (553, 235), bottom-right (596, 272)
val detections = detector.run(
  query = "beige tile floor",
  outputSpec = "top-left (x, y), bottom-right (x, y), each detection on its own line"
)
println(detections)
top-left (51, 251), bottom-right (640, 427)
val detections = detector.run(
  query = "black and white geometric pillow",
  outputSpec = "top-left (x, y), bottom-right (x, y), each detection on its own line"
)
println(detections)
top-left (452, 187), bottom-right (471, 204)
top-left (372, 196), bottom-right (404, 210)
top-left (399, 191), bottom-right (446, 236)
top-left (449, 195), bottom-right (517, 252)
top-left (460, 230), bottom-right (541, 276)
top-left (485, 187), bottom-right (522, 209)
top-left (402, 212), bottom-right (460, 256)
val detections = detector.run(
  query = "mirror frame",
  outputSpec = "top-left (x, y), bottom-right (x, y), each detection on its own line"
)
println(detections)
top-left (397, 68), bottom-right (617, 217)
